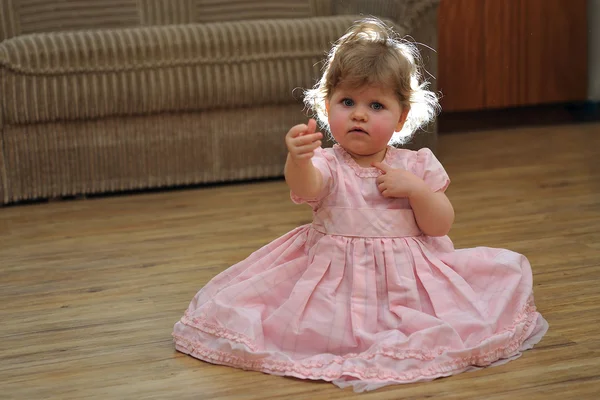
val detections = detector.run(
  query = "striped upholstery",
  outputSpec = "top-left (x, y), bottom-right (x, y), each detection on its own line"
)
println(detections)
top-left (0, 0), bottom-right (20, 42)
top-left (15, 0), bottom-right (140, 36)
top-left (140, 0), bottom-right (196, 25)
top-left (193, 0), bottom-right (311, 23)
top-left (2, 104), bottom-right (307, 202)
top-left (0, 16), bottom-right (359, 125)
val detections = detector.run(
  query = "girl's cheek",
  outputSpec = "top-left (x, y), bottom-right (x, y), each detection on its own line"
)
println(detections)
top-left (374, 116), bottom-right (396, 132)
top-left (370, 119), bottom-right (387, 134)
top-left (329, 112), bottom-right (346, 132)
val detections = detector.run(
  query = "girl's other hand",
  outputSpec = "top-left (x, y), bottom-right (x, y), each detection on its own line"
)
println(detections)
top-left (373, 161), bottom-right (428, 198)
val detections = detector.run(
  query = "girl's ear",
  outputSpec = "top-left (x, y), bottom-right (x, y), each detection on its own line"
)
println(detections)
top-left (395, 105), bottom-right (410, 131)
top-left (325, 100), bottom-right (330, 116)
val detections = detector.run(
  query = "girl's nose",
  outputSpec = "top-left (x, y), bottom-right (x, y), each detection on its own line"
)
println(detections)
top-left (351, 106), bottom-right (368, 122)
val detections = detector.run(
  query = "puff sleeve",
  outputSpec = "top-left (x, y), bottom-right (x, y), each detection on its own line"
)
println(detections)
top-left (289, 147), bottom-right (336, 206)
top-left (413, 148), bottom-right (450, 192)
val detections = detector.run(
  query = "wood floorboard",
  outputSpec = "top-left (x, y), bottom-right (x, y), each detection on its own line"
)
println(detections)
top-left (1, 122), bottom-right (599, 399)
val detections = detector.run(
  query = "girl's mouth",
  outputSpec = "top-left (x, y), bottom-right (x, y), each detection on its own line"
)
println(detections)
top-left (349, 127), bottom-right (368, 135)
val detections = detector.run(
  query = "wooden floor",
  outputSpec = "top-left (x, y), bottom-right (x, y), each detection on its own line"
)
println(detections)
top-left (2, 122), bottom-right (600, 399)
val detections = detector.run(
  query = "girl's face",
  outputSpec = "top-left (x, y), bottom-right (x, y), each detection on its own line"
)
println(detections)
top-left (326, 84), bottom-right (408, 160)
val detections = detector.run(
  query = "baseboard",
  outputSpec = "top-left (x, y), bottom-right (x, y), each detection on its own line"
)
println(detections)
top-left (438, 101), bottom-right (600, 134)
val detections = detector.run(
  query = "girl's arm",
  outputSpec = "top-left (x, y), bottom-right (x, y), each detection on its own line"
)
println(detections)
top-left (373, 161), bottom-right (454, 237)
top-left (284, 119), bottom-right (324, 199)
top-left (408, 189), bottom-right (454, 237)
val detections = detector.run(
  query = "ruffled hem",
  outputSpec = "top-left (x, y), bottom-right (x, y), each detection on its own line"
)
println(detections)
top-left (173, 301), bottom-right (546, 391)
top-left (180, 312), bottom-right (259, 351)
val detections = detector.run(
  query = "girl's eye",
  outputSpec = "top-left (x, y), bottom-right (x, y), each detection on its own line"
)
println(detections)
top-left (342, 98), bottom-right (354, 107)
top-left (371, 102), bottom-right (384, 110)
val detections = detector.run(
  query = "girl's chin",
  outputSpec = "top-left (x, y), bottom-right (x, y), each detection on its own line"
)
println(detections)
top-left (342, 137), bottom-right (380, 148)
top-left (344, 145), bottom-right (383, 158)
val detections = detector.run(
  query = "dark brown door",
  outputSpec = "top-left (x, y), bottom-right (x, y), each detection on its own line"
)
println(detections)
top-left (438, 0), bottom-right (587, 111)
top-left (438, 0), bottom-right (485, 112)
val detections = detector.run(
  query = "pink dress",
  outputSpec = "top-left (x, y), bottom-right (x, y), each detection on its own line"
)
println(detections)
top-left (172, 144), bottom-right (548, 392)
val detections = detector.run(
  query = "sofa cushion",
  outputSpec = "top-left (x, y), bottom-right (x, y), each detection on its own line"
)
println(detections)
top-left (0, 15), bottom-right (377, 125)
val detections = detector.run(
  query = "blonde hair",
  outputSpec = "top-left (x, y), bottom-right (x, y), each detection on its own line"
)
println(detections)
top-left (304, 17), bottom-right (440, 145)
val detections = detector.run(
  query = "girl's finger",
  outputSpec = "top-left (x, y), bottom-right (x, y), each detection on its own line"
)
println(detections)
top-left (300, 119), bottom-right (317, 137)
top-left (294, 141), bottom-right (322, 154)
top-left (372, 161), bottom-right (391, 173)
top-left (294, 132), bottom-right (322, 146)
top-left (288, 124), bottom-right (308, 138)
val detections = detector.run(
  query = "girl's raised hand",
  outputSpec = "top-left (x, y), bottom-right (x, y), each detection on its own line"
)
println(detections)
top-left (285, 119), bottom-right (323, 164)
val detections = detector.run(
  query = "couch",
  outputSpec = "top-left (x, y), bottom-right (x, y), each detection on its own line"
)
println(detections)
top-left (0, 0), bottom-right (440, 205)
